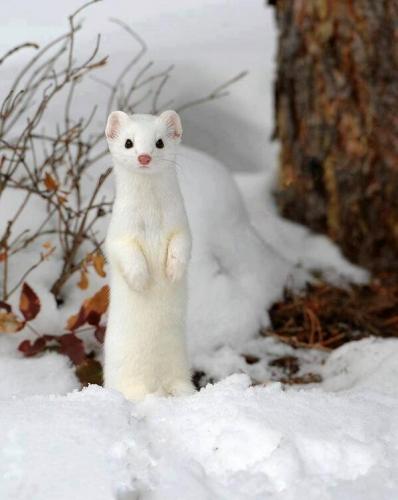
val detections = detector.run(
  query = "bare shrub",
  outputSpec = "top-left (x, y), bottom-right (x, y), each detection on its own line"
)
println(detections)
top-left (0, 1), bottom-right (246, 382)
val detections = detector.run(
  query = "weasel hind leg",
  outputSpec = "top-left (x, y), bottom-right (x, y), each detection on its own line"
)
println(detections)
top-left (119, 381), bottom-right (195, 400)
top-left (119, 382), bottom-right (156, 401)
top-left (165, 379), bottom-right (196, 397)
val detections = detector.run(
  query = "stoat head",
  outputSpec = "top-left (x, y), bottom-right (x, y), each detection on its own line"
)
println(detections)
top-left (105, 110), bottom-right (182, 174)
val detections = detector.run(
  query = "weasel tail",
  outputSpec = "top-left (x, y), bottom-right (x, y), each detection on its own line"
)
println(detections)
top-left (104, 110), bottom-right (194, 400)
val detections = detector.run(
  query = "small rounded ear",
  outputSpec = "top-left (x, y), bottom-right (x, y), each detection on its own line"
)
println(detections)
top-left (159, 110), bottom-right (182, 143)
top-left (105, 111), bottom-right (129, 140)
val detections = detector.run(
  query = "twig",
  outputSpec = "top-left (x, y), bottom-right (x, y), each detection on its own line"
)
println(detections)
top-left (0, 42), bottom-right (39, 66)
top-left (8, 248), bottom-right (55, 298)
top-left (177, 71), bottom-right (248, 113)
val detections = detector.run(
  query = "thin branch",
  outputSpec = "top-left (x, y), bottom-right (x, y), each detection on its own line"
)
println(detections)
top-left (177, 71), bottom-right (248, 113)
top-left (0, 42), bottom-right (39, 66)
top-left (8, 248), bottom-right (55, 298)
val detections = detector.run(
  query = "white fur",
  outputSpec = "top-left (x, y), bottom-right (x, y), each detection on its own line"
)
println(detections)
top-left (104, 111), bottom-right (194, 400)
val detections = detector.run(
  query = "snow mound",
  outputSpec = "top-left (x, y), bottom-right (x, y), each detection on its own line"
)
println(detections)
top-left (179, 146), bottom-right (289, 355)
top-left (1, 338), bottom-right (398, 500)
top-left (136, 370), bottom-right (398, 499)
top-left (0, 388), bottom-right (140, 500)
top-left (235, 170), bottom-right (368, 284)
top-left (0, 353), bottom-right (77, 399)
top-left (322, 337), bottom-right (398, 394)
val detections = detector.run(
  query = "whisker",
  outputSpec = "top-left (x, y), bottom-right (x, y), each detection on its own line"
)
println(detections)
top-left (155, 157), bottom-right (184, 172)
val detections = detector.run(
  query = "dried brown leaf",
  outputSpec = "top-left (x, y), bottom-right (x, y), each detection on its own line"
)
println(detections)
top-left (0, 311), bottom-right (24, 333)
top-left (77, 269), bottom-right (89, 290)
top-left (92, 253), bottom-right (106, 278)
top-left (43, 172), bottom-right (58, 191)
top-left (18, 337), bottom-right (47, 356)
top-left (75, 359), bottom-right (103, 386)
top-left (67, 285), bottom-right (109, 331)
top-left (19, 282), bottom-right (41, 321)
top-left (58, 333), bottom-right (86, 365)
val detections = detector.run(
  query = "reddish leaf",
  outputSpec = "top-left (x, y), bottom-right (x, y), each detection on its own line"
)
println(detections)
top-left (18, 337), bottom-right (47, 356)
top-left (66, 304), bottom-right (86, 331)
top-left (18, 340), bottom-right (31, 354)
top-left (67, 285), bottom-right (109, 331)
top-left (94, 325), bottom-right (106, 344)
top-left (86, 311), bottom-right (101, 327)
top-left (19, 282), bottom-right (41, 321)
top-left (58, 333), bottom-right (86, 365)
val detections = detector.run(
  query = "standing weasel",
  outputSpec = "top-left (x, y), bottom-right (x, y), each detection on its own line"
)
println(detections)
top-left (104, 110), bottom-right (194, 400)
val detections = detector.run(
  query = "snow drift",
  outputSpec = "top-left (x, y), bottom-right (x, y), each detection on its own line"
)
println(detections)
top-left (1, 338), bottom-right (398, 500)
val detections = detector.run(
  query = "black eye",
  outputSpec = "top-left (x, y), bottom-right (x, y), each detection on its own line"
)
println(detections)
top-left (156, 138), bottom-right (164, 149)
top-left (125, 139), bottom-right (133, 149)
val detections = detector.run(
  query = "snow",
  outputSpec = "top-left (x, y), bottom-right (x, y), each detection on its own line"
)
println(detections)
top-left (0, 2), bottom-right (395, 498)
top-left (0, 353), bottom-right (78, 398)
top-left (181, 147), bottom-right (288, 356)
top-left (322, 337), bottom-right (398, 395)
top-left (1, 340), bottom-right (398, 499)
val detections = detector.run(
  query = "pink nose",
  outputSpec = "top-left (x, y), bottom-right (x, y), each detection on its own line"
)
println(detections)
top-left (138, 154), bottom-right (152, 166)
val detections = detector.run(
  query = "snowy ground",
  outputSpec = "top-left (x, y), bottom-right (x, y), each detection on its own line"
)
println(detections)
top-left (1, 2), bottom-right (398, 499)
top-left (1, 338), bottom-right (398, 500)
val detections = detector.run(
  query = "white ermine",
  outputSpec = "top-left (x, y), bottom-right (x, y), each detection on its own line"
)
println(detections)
top-left (104, 110), bottom-right (194, 400)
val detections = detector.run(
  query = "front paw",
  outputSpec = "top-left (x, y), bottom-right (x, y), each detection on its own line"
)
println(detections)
top-left (166, 255), bottom-right (187, 283)
top-left (124, 267), bottom-right (149, 292)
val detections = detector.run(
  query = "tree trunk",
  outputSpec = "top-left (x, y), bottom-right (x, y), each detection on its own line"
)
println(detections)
top-left (272, 0), bottom-right (398, 274)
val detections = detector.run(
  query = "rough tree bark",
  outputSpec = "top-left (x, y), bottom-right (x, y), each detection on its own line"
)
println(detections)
top-left (272, 0), bottom-right (398, 274)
